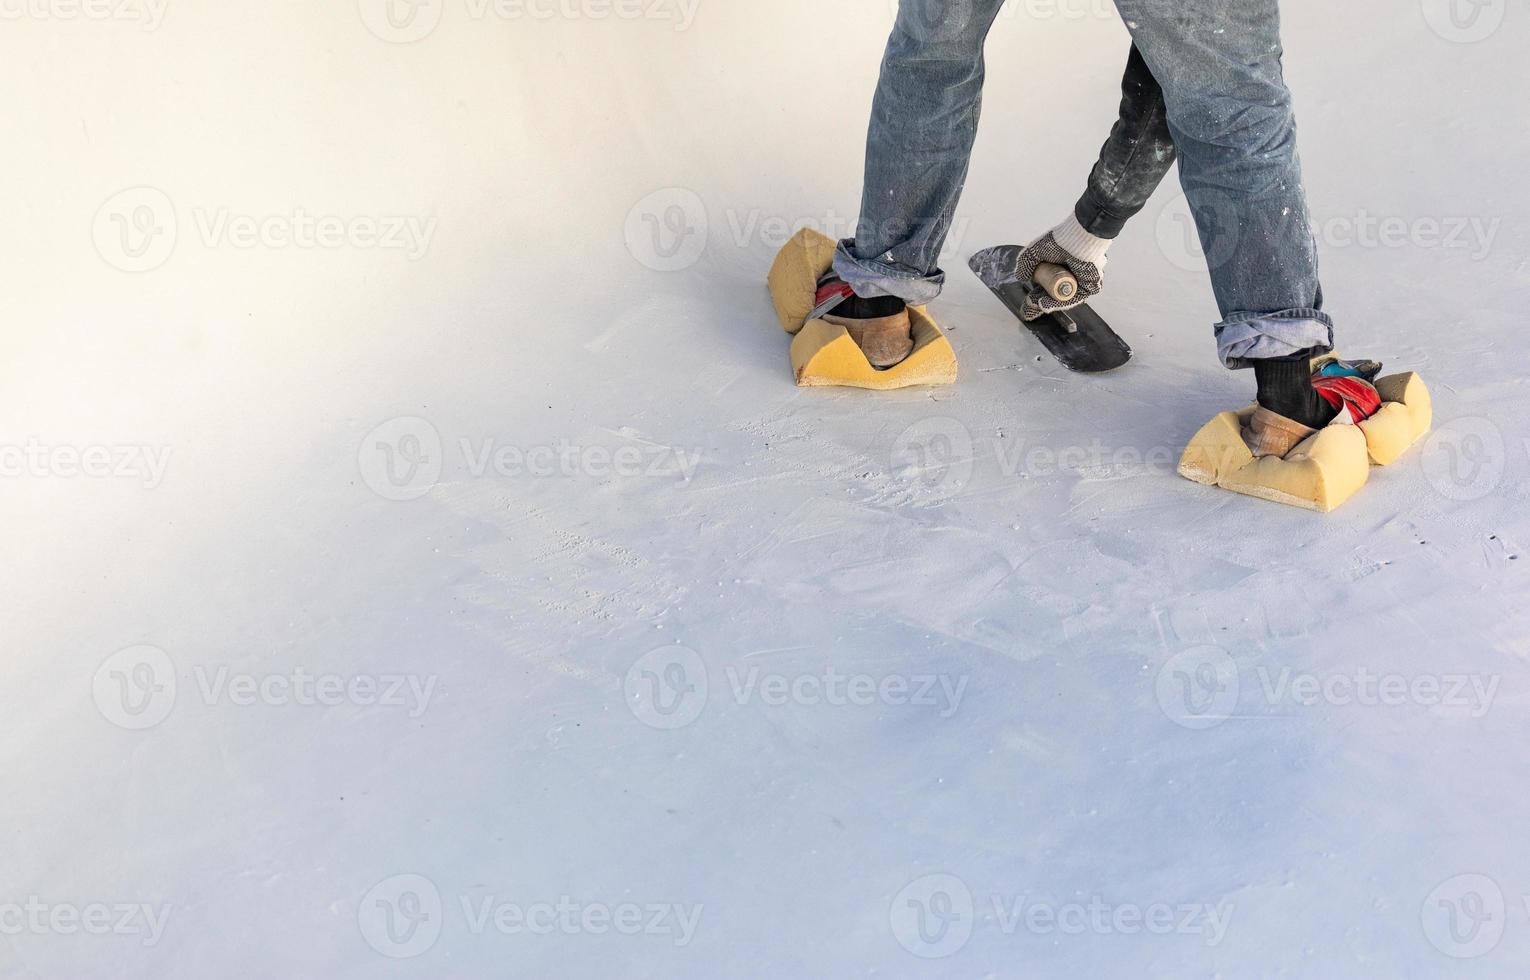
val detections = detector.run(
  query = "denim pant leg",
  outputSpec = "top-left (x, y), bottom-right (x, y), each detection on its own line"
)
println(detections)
top-left (1074, 45), bottom-right (1178, 240)
top-left (1115, 0), bottom-right (1334, 368)
top-left (832, 0), bottom-right (1008, 305)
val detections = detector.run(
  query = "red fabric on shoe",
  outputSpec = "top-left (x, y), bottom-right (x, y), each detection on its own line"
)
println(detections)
top-left (814, 281), bottom-right (854, 308)
top-left (1313, 375), bottom-right (1382, 424)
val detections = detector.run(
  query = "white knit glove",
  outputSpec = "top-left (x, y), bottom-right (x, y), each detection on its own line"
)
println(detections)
top-left (1016, 214), bottom-right (1111, 321)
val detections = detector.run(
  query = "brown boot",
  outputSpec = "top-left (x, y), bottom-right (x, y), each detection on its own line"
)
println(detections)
top-left (813, 275), bottom-right (916, 370)
top-left (826, 308), bottom-right (914, 369)
top-left (1243, 405), bottom-right (1318, 458)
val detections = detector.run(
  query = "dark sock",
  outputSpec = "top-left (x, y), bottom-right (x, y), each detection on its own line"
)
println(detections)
top-left (834, 292), bottom-right (905, 319)
top-left (819, 275), bottom-right (906, 319)
top-left (1253, 348), bottom-right (1337, 429)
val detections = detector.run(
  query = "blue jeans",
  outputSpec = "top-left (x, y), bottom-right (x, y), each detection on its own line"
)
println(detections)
top-left (832, 0), bottom-right (1334, 368)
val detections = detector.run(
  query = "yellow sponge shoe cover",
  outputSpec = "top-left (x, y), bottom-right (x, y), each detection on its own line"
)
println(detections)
top-left (1179, 408), bottom-right (1371, 512)
top-left (1359, 372), bottom-right (1432, 465)
top-left (767, 228), bottom-right (957, 390)
top-left (1178, 369), bottom-right (1432, 512)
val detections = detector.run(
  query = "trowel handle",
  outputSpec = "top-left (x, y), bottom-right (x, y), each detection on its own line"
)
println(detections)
top-left (1034, 263), bottom-right (1077, 302)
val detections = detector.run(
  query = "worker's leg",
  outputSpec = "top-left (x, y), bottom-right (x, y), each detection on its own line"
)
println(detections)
top-left (1117, 0), bottom-right (1333, 370)
top-left (832, 0), bottom-right (1010, 305)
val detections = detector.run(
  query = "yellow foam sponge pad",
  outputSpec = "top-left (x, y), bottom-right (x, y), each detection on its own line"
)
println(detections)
top-left (1361, 372), bottom-right (1432, 465)
top-left (1177, 372), bottom-right (1432, 512)
top-left (766, 228), bottom-right (957, 390)
top-left (1178, 410), bottom-right (1371, 512)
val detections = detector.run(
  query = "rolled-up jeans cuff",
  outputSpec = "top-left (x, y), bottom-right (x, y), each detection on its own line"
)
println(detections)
top-left (1216, 308), bottom-right (1335, 369)
top-left (831, 239), bottom-right (944, 306)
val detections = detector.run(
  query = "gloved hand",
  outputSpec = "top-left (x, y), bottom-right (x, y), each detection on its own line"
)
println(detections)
top-left (1013, 232), bottom-right (1105, 322)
